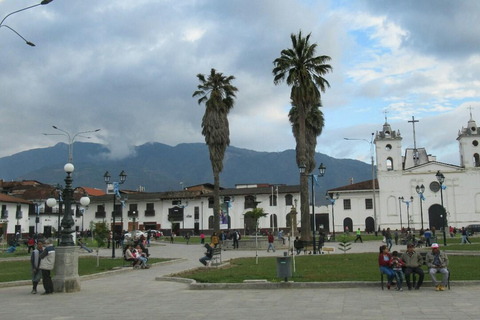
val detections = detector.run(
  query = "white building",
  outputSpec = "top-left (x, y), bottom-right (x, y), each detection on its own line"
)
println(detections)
top-left (88, 183), bottom-right (301, 236)
top-left (328, 113), bottom-right (480, 233)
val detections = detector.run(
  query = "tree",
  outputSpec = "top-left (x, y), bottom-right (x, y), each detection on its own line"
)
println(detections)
top-left (289, 100), bottom-right (325, 173)
top-left (193, 68), bottom-right (238, 233)
top-left (273, 31), bottom-right (332, 241)
top-left (245, 207), bottom-right (267, 264)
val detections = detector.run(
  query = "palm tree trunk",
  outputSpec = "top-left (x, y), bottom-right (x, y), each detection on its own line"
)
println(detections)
top-left (213, 170), bottom-right (220, 233)
top-left (298, 103), bottom-right (311, 241)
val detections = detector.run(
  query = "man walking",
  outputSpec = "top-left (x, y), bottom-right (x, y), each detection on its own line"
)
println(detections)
top-left (400, 244), bottom-right (424, 290)
top-left (354, 228), bottom-right (363, 243)
top-left (39, 239), bottom-right (55, 295)
top-left (426, 243), bottom-right (449, 291)
top-left (267, 232), bottom-right (275, 252)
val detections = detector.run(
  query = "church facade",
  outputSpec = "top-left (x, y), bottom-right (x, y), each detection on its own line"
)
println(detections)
top-left (327, 113), bottom-right (480, 233)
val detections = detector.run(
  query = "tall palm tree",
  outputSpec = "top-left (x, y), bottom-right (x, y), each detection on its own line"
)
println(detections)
top-left (273, 31), bottom-right (332, 241)
top-left (193, 68), bottom-right (238, 233)
top-left (289, 101), bottom-right (325, 173)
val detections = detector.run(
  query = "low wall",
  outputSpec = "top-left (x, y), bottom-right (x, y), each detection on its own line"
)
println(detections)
top-left (221, 239), bottom-right (289, 250)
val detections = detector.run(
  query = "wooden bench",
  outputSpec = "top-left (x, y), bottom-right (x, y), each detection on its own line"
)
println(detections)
top-left (321, 246), bottom-right (335, 254)
top-left (210, 247), bottom-right (222, 266)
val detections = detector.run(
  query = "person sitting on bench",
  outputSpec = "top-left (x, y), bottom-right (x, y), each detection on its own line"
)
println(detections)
top-left (199, 243), bottom-right (213, 266)
top-left (401, 244), bottom-right (424, 290)
top-left (124, 245), bottom-right (140, 268)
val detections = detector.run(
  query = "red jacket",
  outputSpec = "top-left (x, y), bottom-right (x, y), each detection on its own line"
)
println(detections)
top-left (378, 253), bottom-right (391, 267)
top-left (268, 234), bottom-right (274, 243)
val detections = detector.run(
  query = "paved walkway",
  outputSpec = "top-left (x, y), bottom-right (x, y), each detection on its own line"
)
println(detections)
top-left (1, 240), bottom-right (480, 320)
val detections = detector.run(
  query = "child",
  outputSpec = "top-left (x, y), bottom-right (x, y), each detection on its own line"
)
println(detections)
top-left (389, 250), bottom-right (405, 291)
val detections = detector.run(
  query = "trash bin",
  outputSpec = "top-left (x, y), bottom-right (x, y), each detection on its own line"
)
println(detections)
top-left (276, 256), bottom-right (292, 282)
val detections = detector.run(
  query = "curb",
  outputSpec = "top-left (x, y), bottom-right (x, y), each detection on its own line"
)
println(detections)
top-left (155, 276), bottom-right (480, 290)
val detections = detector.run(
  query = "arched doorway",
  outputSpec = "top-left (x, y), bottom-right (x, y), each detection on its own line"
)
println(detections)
top-left (365, 217), bottom-right (374, 233)
top-left (428, 204), bottom-right (446, 231)
top-left (343, 217), bottom-right (353, 233)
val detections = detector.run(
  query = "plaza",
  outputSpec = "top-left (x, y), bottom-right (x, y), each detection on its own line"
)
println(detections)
top-left (1, 240), bottom-right (479, 320)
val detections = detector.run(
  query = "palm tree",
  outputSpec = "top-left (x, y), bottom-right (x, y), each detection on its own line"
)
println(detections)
top-left (289, 101), bottom-right (325, 173)
top-left (273, 31), bottom-right (332, 241)
top-left (193, 68), bottom-right (238, 233)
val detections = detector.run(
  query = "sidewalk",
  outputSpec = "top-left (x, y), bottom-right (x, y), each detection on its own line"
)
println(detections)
top-left (1, 240), bottom-right (480, 320)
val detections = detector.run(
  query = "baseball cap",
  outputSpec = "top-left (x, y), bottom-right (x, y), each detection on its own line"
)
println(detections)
top-left (431, 243), bottom-right (439, 248)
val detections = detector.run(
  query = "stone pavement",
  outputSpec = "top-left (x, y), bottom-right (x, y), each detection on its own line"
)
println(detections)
top-left (1, 239), bottom-right (480, 320)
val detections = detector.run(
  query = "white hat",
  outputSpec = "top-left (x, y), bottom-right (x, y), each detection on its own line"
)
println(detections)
top-left (431, 243), bottom-right (439, 248)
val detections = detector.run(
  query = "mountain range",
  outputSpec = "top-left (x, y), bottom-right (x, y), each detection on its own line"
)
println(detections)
top-left (0, 142), bottom-right (372, 203)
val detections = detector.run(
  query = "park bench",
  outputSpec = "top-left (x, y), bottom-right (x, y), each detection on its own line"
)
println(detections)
top-left (381, 251), bottom-right (450, 290)
top-left (210, 247), bottom-right (222, 266)
top-left (321, 246), bottom-right (335, 254)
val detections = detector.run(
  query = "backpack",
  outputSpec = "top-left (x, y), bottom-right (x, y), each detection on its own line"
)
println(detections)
top-left (237, 232), bottom-right (241, 240)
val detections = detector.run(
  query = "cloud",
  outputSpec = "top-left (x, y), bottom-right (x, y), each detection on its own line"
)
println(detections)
top-left (0, 0), bottom-right (478, 175)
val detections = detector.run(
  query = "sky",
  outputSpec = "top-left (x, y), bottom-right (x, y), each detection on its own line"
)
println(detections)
top-left (0, 0), bottom-right (479, 166)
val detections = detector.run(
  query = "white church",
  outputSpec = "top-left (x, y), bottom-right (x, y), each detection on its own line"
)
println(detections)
top-left (327, 112), bottom-right (480, 233)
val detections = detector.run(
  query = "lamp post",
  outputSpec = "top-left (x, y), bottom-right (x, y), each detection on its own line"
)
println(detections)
top-left (132, 210), bottom-right (137, 233)
top-left (46, 163), bottom-right (90, 293)
top-left (0, 1), bottom-right (53, 46)
top-left (299, 162), bottom-right (326, 254)
top-left (326, 192), bottom-right (339, 241)
top-left (344, 133), bottom-right (377, 236)
top-left (103, 170), bottom-right (127, 258)
top-left (398, 197), bottom-right (403, 229)
top-left (436, 171), bottom-right (447, 246)
top-left (415, 184), bottom-right (426, 230)
top-left (46, 163), bottom-right (90, 246)
top-left (43, 126), bottom-right (101, 163)
top-left (401, 196), bottom-right (414, 230)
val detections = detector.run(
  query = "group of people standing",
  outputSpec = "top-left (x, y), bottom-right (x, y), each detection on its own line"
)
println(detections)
top-left (379, 243), bottom-right (449, 291)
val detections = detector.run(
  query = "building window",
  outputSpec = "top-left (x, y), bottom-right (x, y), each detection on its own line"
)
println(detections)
top-left (269, 195), bottom-right (277, 206)
top-left (194, 207), bottom-right (199, 219)
top-left (172, 200), bottom-right (181, 206)
top-left (145, 203), bottom-right (155, 216)
top-left (365, 198), bottom-right (373, 209)
top-left (386, 157), bottom-right (393, 171)
top-left (128, 204), bottom-right (138, 217)
top-left (95, 204), bottom-right (106, 219)
top-left (208, 197), bottom-right (214, 208)
top-left (285, 194), bottom-right (293, 206)
top-left (244, 195), bottom-right (256, 209)
top-left (343, 199), bottom-right (351, 210)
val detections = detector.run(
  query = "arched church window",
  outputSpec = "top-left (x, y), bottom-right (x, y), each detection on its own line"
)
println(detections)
top-left (474, 153), bottom-right (480, 167)
top-left (386, 157), bottom-right (393, 171)
top-left (385, 144), bottom-right (392, 151)
top-left (473, 140), bottom-right (478, 147)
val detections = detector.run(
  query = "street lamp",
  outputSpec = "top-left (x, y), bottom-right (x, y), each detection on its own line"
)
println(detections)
top-left (299, 162), bottom-right (326, 254)
top-left (104, 170), bottom-right (127, 258)
top-left (0, 1), bottom-right (53, 46)
top-left (415, 184), bottom-right (426, 230)
top-left (326, 192), bottom-right (339, 241)
top-left (46, 163), bottom-right (90, 246)
top-left (132, 210), bottom-right (137, 234)
top-left (436, 171), bottom-right (447, 246)
top-left (344, 133), bottom-right (378, 235)
top-left (398, 197), bottom-right (403, 229)
top-left (401, 196), bottom-right (414, 230)
top-left (43, 126), bottom-right (101, 163)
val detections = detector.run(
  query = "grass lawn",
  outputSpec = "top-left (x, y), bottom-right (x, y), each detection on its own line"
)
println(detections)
top-left (177, 253), bottom-right (480, 283)
top-left (0, 257), bottom-right (168, 282)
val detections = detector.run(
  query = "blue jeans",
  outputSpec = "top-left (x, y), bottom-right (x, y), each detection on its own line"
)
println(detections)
top-left (393, 270), bottom-right (404, 288)
top-left (267, 243), bottom-right (275, 252)
top-left (380, 266), bottom-right (395, 285)
top-left (386, 239), bottom-right (393, 250)
top-left (199, 255), bottom-right (211, 266)
top-left (137, 256), bottom-right (147, 267)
